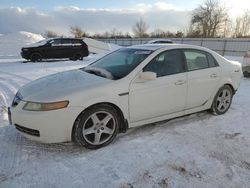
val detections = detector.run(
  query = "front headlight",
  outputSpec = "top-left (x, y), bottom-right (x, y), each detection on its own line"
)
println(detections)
top-left (23, 101), bottom-right (69, 111)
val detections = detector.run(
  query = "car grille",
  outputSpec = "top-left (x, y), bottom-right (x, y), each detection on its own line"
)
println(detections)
top-left (14, 124), bottom-right (40, 137)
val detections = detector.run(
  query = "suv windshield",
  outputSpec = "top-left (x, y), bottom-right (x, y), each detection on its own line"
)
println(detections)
top-left (82, 48), bottom-right (152, 80)
top-left (35, 39), bottom-right (51, 45)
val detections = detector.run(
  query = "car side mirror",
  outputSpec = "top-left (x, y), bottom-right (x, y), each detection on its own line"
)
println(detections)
top-left (136, 71), bottom-right (157, 82)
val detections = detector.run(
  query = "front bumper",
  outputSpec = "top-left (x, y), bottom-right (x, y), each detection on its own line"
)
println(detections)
top-left (21, 51), bottom-right (30, 59)
top-left (9, 101), bottom-right (84, 143)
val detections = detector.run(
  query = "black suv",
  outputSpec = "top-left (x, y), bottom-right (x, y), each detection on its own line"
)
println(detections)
top-left (21, 38), bottom-right (89, 62)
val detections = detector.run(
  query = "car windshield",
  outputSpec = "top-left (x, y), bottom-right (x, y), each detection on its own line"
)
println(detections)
top-left (35, 39), bottom-right (51, 45)
top-left (82, 48), bottom-right (153, 80)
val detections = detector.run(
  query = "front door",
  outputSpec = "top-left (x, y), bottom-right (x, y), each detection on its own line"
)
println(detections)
top-left (129, 49), bottom-right (188, 122)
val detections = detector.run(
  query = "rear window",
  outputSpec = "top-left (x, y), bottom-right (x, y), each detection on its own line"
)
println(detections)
top-left (184, 50), bottom-right (209, 71)
top-left (207, 53), bottom-right (219, 67)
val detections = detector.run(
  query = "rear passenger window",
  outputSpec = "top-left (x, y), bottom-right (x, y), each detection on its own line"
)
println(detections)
top-left (207, 53), bottom-right (219, 67)
top-left (184, 51), bottom-right (209, 71)
top-left (72, 40), bottom-right (82, 46)
top-left (61, 39), bottom-right (72, 45)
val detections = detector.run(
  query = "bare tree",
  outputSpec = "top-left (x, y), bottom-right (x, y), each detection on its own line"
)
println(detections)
top-left (69, 26), bottom-right (88, 38)
top-left (43, 30), bottom-right (58, 38)
top-left (175, 31), bottom-right (184, 38)
top-left (191, 0), bottom-right (228, 37)
top-left (222, 18), bottom-right (234, 38)
top-left (150, 29), bottom-right (165, 38)
top-left (234, 11), bottom-right (250, 37)
top-left (110, 28), bottom-right (124, 38)
top-left (132, 18), bottom-right (149, 38)
top-left (150, 29), bottom-right (184, 38)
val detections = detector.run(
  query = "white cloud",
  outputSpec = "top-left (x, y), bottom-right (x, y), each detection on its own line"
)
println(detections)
top-left (0, 4), bottom-right (191, 35)
top-left (154, 2), bottom-right (176, 11)
top-left (221, 0), bottom-right (250, 17)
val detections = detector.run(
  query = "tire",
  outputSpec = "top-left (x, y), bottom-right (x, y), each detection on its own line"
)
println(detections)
top-left (30, 52), bottom-right (42, 62)
top-left (211, 85), bottom-right (233, 115)
top-left (73, 104), bottom-right (120, 149)
top-left (243, 71), bottom-right (250, 77)
top-left (70, 54), bottom-right (81, 61)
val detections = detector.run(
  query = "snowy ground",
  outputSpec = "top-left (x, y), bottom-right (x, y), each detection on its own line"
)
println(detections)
top-left (0, 56), bottom-right (250, 188)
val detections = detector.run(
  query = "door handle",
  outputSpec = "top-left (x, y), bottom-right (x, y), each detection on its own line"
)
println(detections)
top-left (175, 80), bottom-right (185, 85)
top-left (210, 73), bottom-right (218, 78)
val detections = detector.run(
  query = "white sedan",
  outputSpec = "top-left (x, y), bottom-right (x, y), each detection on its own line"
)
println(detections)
top-left (9, 44), bottom-right (242, 149)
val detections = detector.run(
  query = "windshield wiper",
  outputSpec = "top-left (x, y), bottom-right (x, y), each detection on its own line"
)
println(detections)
top-left (85, 69), bottom-right (104, 77)
top-left (81, 67), bottom-right (114, 80)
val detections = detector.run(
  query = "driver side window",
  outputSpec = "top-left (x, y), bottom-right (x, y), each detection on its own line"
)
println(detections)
top-left (51, 39), bottom-right (62, 46)
top-left (143, 50), bottom-right (185, 77)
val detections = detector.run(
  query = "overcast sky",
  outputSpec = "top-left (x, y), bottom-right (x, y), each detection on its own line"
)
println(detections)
top-left (0, 0), bottom-right (249, 35)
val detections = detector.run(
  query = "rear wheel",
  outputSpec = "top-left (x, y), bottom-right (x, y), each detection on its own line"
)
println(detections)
top-left (30, 52), bottom-right (42, 62)
top-left (243, 71), bottom-right (250, 77)
top-left (73, 104), bottom-right (120, 149)
top-left (70, 54), bottom-right (82, 61)
top-left (211, 85), bottom-right (233, 115)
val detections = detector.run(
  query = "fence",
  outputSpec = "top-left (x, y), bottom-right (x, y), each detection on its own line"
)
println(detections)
top-left (99, 38), bottom-right (250, 57)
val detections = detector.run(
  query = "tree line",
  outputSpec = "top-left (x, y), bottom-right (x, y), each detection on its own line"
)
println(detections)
top-left (43, 0), bottom-right (250, 39)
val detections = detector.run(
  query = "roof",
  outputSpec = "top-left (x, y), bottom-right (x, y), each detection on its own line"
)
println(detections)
top-left (147, 39), bottom-right (173, 44)
top-left (127, 44), bottom-right (210, 52)
top-left (49, 37), bottom-right (83, 40)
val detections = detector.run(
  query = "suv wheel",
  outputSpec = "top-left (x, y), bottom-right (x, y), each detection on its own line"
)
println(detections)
top-left (30, 53), bottom-right (42, 62)
top-left (243, 71), bottom-right (250, 77)
top-left (70, 54), bottom-right (82, 61)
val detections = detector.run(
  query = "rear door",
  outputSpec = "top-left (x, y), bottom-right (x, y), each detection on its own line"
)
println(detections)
top-left (60, 39), bottom-right (74, 58)
top-left (72, 39), bottom-right (84, 55)
top-left (184, 49), bottom-right (221, 109)
top-left (49, 39), bottom-right (64, 58)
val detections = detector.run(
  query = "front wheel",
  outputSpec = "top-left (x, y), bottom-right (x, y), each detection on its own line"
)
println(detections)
top-left (211, 85), bottom-right (233, 115)
top-left (30, 52), bottom-right (42, 62)
top-left (73, 104), bottom-right (120, 149)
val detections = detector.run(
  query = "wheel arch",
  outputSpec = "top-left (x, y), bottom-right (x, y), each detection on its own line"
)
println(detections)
top-left (30, 51), bottom-right (43, 61)
top-left (71, 102), bottom-right (128, 142)
top-left (224, 83), bottom-right (236, 95)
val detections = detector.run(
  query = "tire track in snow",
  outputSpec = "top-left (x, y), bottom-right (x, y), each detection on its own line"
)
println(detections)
top-left (0, 70), bottom-right (31, 82)
top-left (0, 71), bottom-right (30, 104)
top-left (0, 70), bottom-right (31, 185)
top-left (0, 71), bottom-right (31, 126)
top-left (0, 80), bottom-right (18, 105)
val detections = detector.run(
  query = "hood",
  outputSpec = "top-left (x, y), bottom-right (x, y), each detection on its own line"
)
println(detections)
top-left (19, 69), bottom-right (111, 102)
top-left (23, 39), bottom-right (51, 48)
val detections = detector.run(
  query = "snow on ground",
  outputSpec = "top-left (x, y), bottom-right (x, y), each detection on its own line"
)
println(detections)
top-left (0, 32), bottom-right (44, 59)
top-left (0, 56), bottom-right (250, 187)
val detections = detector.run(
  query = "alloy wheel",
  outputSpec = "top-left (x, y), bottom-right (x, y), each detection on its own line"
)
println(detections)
top-left (216, 88), bottom-right (232, 113)
top-left (82, 111), bottom-right (116, 145)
